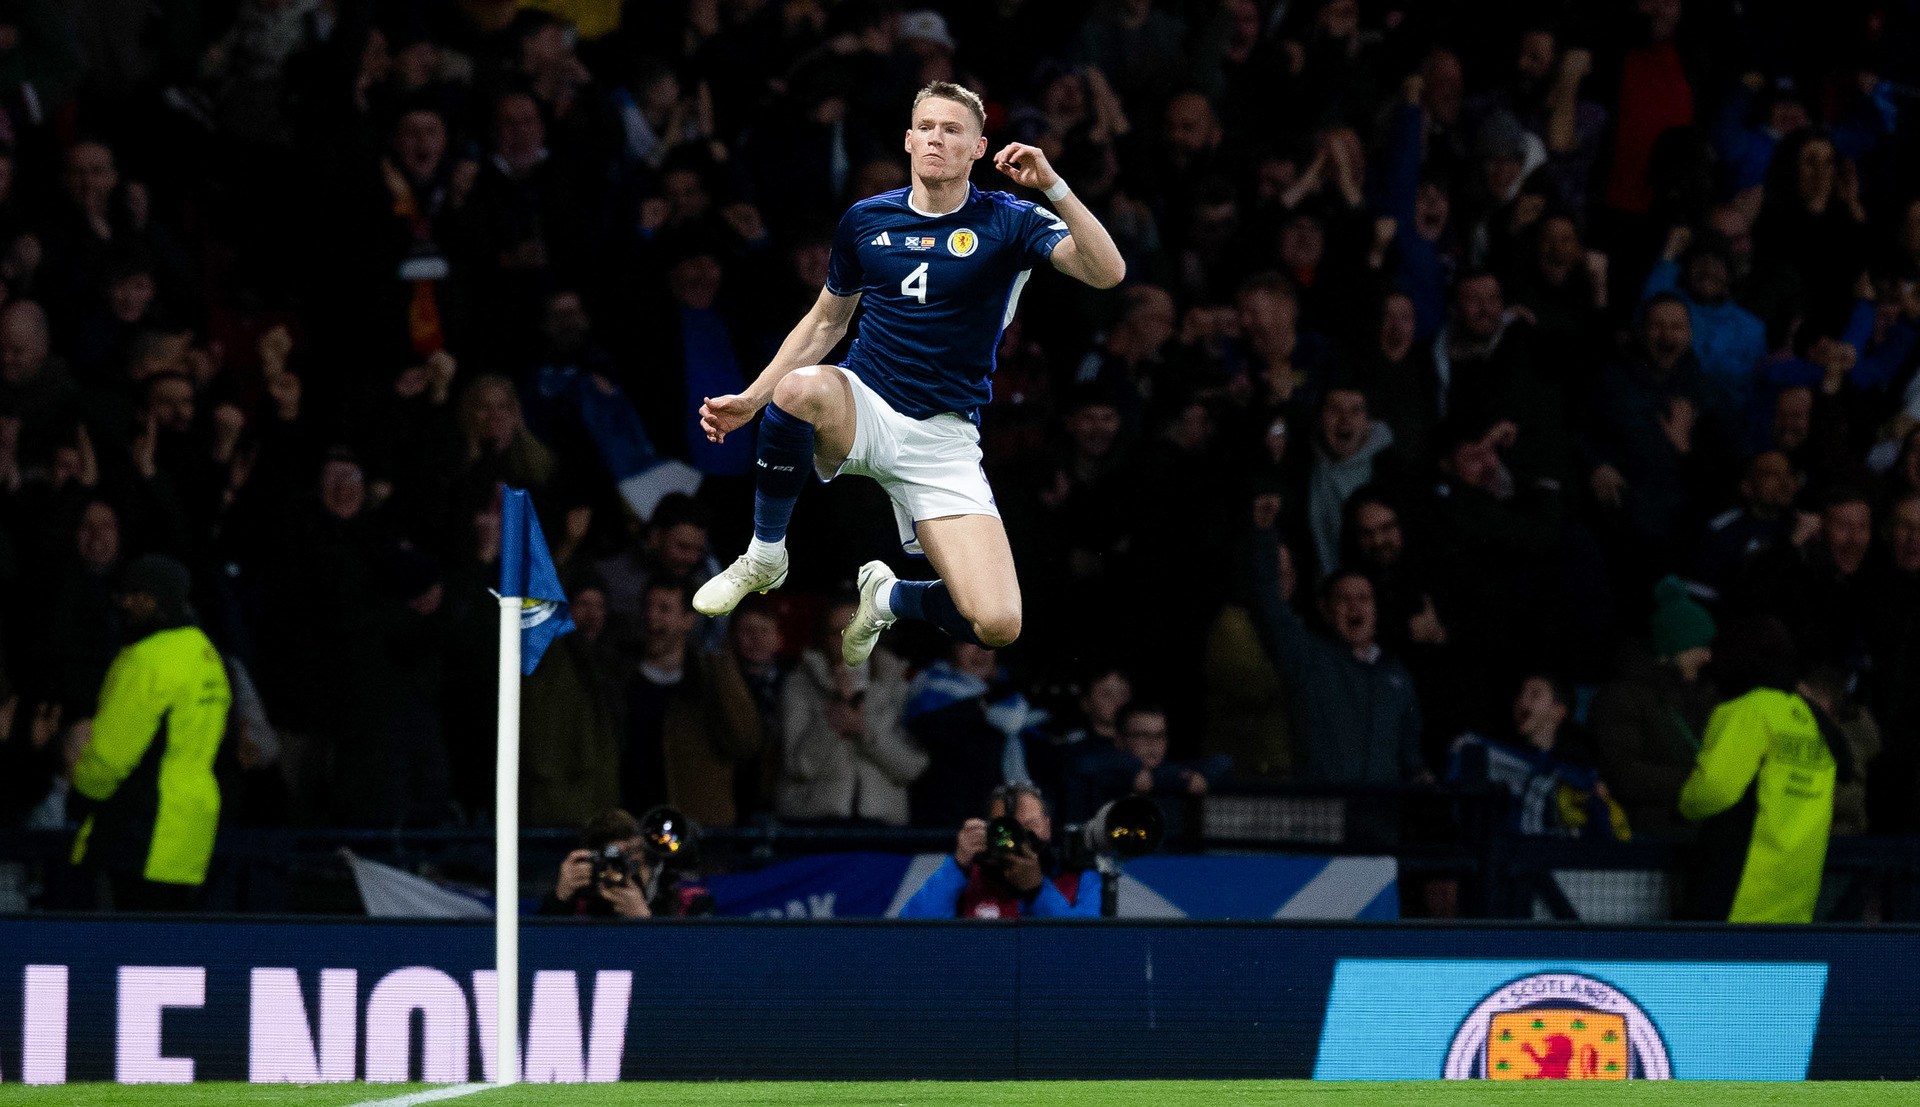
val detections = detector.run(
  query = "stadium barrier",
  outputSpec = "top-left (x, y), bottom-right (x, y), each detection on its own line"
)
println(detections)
top-left (0, 916), bottom-right (1915, 1083)
top-left (5, 785), bottom-right (1920, 921)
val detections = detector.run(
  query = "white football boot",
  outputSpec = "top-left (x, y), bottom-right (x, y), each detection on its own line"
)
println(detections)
top-left (841, 560), bottom-right (898, 667)
top-left (693, 547), bottom-right (789, 615)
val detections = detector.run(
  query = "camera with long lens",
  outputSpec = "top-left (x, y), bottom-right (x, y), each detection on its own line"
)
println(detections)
top-left (638, 805), bottom-right (695, 870)
top-left (591, 806), bottom-right (695, 889)
top-left (1060, 794), bottom-right (1166, 871)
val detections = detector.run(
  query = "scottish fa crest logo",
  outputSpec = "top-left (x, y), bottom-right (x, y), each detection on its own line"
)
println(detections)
top-left (1444, 973), bottom-right (1670, 1080)
top-left (519, 596), bottom-right (561, 630)
top-left (947, 228), bottom-right (977, 257)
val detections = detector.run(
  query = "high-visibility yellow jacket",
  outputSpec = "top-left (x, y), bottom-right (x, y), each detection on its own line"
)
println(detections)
top-left (71, 626), bottom-right (231, 886)
top-left (1678, 688), bottom-right (1836, 923)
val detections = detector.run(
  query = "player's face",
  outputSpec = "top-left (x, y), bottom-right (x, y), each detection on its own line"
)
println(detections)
top-left (904, 97), bottom-right (985, 185)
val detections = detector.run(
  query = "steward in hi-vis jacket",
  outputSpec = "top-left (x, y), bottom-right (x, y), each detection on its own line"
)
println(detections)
top-left (1679, 685), bottom-right (1845, 922)
top-left (70, 554), bottom-right (231, 910)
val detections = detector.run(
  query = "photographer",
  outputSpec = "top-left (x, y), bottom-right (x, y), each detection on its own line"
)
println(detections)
top-left (896, 784), bottom-right (1102, 919)
top-left (539, 808), bottom-right (713, 919)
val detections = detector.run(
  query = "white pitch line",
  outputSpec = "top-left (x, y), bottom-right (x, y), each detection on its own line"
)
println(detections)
top-left (345, 1083), bottom-right (499, 1107)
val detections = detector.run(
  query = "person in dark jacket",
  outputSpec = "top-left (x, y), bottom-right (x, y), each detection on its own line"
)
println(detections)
top-left (539, 807), bottom-right (713, 919)
top-left (1246, 498), bottom-right (1425, 787)
top-left (521, 577), bottom-right (624, 830)
top-left (1582, 295), bottom-right (1740, 577)
top-left (1589, 577), bottom-right (1719, 837)
top-left (904, 640), bottom-right (1041, 828)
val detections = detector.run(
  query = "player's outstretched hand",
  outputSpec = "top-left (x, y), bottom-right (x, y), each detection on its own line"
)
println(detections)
top-left (700, 392), bottom-right (760, 444)
top-left (993, 142), bottom-right (1059, 194)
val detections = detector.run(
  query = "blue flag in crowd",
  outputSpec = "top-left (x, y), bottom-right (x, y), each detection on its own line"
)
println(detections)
top-left (499, 487), bottom-right (574, 675)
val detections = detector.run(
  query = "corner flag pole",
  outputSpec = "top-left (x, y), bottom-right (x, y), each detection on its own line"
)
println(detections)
top-left (494, 594), bottom-right (522, 1086)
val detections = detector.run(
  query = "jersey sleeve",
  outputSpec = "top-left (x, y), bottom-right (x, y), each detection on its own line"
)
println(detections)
top-left (826, 207), bottom-right (866, 296)
top-left (1010, 199), bottom-right (1069, 268)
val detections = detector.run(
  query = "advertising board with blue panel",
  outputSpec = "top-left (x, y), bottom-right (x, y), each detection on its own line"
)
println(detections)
top-left (699, 852), bottom-right (1400, 920)
top-left (0, 917), bottom-right (1914, 1084)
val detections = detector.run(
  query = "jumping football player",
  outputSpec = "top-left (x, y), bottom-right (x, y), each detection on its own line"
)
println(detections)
top-left (693, 81), bottom-right (1125, 665)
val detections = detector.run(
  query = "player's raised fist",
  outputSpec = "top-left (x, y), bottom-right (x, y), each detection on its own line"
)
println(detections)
top-left (993, 143), bottom-right (1059, 193)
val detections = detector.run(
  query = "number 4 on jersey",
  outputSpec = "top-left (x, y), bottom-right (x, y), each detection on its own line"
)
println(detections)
top-left (901, 262), bottom-right (929, 304)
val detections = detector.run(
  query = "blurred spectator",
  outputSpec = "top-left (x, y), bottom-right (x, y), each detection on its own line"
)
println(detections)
top-left (1062, 701), bottom-right (1225, 838)
top-left (619, 579), bottom-right (762, 827)
top-left (730, 594), bottom-right (787, 818)
top-left (1583, 294), bottom-right (1737, 574)
top-left (521, 575), bottom-right (623, 830)
top-left (595, 492), bottom-right (723, 650)
top-left (1692, 451), bottom-right (1808, 594)
top-left (0, 688), bottom-right (70, 831)
top-left (1447, 674), bottom-right (1623, 840)
top-left (1303, 384), bottom-right (1397, 580)
top-left (1031, 665), bottom-right (1130, 799)
top-left (905, 640), bottom-right (1043, 829)
top-left (1865, 494), bottom-right (1920, 831)
top-left (41, 498), bottom-right (122, 714)
top-left (1591, 577), bottom-right (1719, 837)
top-left (776, 596), bottom-right (921, 825)
top-left (1246, 503), bottom-right (1424, 787)
top-left (1728, 487), bottom-right (1874, 685)
top-left (1204, 522), bottom-right (1293, 781)
top-left (1641, 227), bottom-right (1767, 411)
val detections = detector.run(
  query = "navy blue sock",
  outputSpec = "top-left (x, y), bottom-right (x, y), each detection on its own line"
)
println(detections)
top-left (752, 404), bottom-right (814, 543)
top-left (889, 579), bottom-right (986, 647)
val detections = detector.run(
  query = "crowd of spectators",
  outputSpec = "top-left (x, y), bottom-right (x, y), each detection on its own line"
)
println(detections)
top-left (1, 0), bottom-right (1919, 879)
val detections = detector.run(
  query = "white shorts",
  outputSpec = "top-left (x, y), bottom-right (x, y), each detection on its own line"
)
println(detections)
top-left (818, 366), bottom-right (1000, 555)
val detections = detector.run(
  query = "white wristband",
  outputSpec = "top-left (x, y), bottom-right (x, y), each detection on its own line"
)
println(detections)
top-left (1042, 179), bottom-right (1071, 203)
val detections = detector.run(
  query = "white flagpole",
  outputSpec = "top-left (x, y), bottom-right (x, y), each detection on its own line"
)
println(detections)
top-left (494, 594), bottom-right (522, 1086)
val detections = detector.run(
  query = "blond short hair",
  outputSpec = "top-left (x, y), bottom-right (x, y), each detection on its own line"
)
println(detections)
top-left (912, 81), bottom-right (986, 133)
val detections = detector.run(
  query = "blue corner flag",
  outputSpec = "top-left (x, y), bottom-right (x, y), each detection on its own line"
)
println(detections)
top-left (499, 487), bottom-right (574, 675)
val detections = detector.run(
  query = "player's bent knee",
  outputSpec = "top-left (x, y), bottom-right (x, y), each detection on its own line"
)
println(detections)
top-left (974, 609), bottom-right (1022, 649)
top-left (771, 367), bottom-right (841, 422)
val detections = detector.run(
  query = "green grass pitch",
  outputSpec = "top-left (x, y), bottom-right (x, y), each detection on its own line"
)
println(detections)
top-left (2, 1083), bottom-right (1919, 1107)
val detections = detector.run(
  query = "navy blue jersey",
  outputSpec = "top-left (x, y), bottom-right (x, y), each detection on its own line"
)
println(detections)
top-left (826, 185), bottom-right (1068, 421)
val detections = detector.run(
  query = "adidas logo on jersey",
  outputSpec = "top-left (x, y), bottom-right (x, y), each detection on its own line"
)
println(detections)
top-left (871, 232), bottom-right (892, 246)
